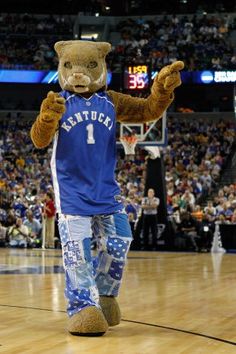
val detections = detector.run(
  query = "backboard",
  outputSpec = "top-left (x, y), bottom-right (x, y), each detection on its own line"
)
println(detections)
top-left (117, 111), bottom-right (168, 148)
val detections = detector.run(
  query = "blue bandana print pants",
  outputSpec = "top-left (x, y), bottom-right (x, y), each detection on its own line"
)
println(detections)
top-left (58, 212), bottom-right (132, 317)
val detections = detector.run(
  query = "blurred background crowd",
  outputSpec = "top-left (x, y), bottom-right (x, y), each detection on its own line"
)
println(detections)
top-left (0, 12), bottom-right (235, 71)
top-left (0, 115), bottom-right (235, 250)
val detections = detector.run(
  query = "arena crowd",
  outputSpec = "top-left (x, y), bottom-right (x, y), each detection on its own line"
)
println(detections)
top-left (0, 12), bottom-right (235, 71)
top-left (109, 14), bottom-right (236, 72)
top-left (0, 115), bottom-right (235, 250)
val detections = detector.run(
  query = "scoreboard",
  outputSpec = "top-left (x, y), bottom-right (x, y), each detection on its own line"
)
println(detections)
top-left (124, 65), bottom-right (150, 90)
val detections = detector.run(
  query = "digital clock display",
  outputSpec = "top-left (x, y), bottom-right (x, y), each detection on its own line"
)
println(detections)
top-left (124, 65), bottom-right (149, 90)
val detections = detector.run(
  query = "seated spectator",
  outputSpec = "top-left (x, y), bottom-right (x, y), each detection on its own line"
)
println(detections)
top-left (191, 205), bottom-right (203, 222)
top-left (204, 201), bottom-right (216, 217)
top-left (12, 197), bottom-right (27, 218)
top-left (175, 211), bottom-right (199, 251)
top-left (197, 214), bottom-right (214, 251)
top-left (29, 196), bottom-right (43, 222)
top-left (181, 189), bottom-right (195, 211)
top-left (23, 210), bottom-right (42, 247)
top-left (219, 202), bottom-right (234, 221)
top-left (8, 217), bottom-right (29, 248)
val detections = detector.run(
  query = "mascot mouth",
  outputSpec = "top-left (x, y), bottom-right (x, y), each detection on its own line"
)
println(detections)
top-left (73, 84), bottom-right (89, 93)
top-left (67, 73), bottom-right (91, 92)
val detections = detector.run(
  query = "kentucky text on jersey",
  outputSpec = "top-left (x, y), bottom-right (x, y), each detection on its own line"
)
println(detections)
top-left (50, 91), bottom-right (123, 216)
top-left (61, 111), bottom-right (114, 132)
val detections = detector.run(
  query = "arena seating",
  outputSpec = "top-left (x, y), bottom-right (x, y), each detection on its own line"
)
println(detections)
top-left (0, 12), bottom-right (235, 71)
top-left (110, 14), bottom-right (236, 72)
top-left (1, 114), bottom-right (235, 251)
top-left (0, 13), bottom-right (74, 69)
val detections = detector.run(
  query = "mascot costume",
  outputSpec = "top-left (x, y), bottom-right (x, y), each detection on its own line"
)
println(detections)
top-left (30, 40), bottom-right (184, 336)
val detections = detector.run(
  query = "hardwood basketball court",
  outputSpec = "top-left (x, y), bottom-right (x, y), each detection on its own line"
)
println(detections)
top-left (0, 249), bottom-right (235, 353)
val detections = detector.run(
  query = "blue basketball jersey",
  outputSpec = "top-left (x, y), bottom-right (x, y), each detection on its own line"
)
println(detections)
top-left (50, 91), bottom-right (123, 216)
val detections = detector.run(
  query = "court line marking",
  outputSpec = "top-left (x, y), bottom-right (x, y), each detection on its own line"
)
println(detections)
top-left (121, 319), bottom-right (236, 346)
top-left (0, 304), bottom-right (235, 346)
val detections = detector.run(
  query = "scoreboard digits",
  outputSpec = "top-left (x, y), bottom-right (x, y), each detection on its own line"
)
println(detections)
top-left (124, 65), bottom-right (149, 90)
top-left (128, 74), bottom-right (145, 89)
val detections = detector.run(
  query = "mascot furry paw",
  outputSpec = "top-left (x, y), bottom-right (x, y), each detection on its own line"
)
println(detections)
top-left (31, 40), bottom-right (183, 336)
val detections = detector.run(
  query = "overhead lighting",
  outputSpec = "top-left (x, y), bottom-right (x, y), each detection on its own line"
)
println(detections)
top-left (81, 33), bottom-right (99, 39)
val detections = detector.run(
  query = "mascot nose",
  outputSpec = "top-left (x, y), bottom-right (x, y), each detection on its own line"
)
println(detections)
top-left (73, 73), bottom-right (84, 79)
top-left (68, 72), bottom-right (91, 87)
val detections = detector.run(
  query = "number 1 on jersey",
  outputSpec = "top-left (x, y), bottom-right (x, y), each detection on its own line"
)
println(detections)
top-left (86, 123), bottom-right (95, 144)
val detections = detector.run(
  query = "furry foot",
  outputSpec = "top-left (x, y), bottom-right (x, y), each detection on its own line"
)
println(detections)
top-left (67, 306), bottom-right (108, 336)
top-left (99, 296), bottom-right (121, 326)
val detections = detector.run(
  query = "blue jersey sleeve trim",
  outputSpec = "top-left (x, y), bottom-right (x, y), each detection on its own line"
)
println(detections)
top-left (65, 94), bottom-right (76, 102)
top-left (59, 90), bottom-right (75, 101)
top-left (95, 93), bottom-right (114, 108)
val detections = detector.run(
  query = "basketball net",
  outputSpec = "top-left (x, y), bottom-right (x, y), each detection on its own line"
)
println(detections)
top-left (120, 135), bottom-right (138, 156)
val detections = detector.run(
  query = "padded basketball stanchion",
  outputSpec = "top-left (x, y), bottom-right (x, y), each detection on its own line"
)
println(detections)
top-left (144, 146), bottom-right (161, 159)
top-left (120, 135), bottom-right (138, 159)
top-left (211, 222), bottom-right (226, 253)
top-left (143, 147), bottom-right (172, 250)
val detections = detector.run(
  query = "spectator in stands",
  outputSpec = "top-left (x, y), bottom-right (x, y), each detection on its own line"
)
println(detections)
top-left (191, 205), bottom-right (203, 222)
top-left (181, 189), bottom-right (195, 211)
top-left (219, 202), bottom-right (234, 221)
top-left (176, 211), bottom-right (199, 251)
top-left (8, 217), bottom-right (29, 248)
top-left (204, 200), bottom-right (216, 217)
top-left (23, 210), bottom-right (42, 243)
top-left (29, 196), bottom-right (43, 222)
top-left (197, 213), bottom-right (214, 251)
top-left (12, 197), bottom-right (27, 218)
top-left (215, 197), bottom-right (226, 214)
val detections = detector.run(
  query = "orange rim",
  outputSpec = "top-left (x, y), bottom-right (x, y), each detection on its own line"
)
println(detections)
top-left (120, 135), bottom-right (138, 144)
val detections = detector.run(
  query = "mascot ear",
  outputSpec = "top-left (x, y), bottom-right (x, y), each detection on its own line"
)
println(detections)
top-left (96, 42), bottom-right (111, 57)
top-left (54, 41), bottom-right (73, 57)
top-left (55, 40), bottom-right (111, 58)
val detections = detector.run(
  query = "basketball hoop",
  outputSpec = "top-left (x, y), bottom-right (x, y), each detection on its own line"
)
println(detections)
top-left (120, 135), bottom-right (138, 156)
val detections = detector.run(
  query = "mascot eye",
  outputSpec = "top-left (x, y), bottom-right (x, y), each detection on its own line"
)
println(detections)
top-left (87, 61), bottom-right (98, 69)
top-left (64, 61), bottom-right (72, 69)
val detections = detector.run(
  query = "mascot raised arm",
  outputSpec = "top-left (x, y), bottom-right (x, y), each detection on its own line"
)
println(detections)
top-left (31, 40), bottom-right (184, 336)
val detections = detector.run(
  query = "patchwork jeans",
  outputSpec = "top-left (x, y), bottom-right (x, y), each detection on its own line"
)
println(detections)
top-left (58, 211), bottom-right (132, 317)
